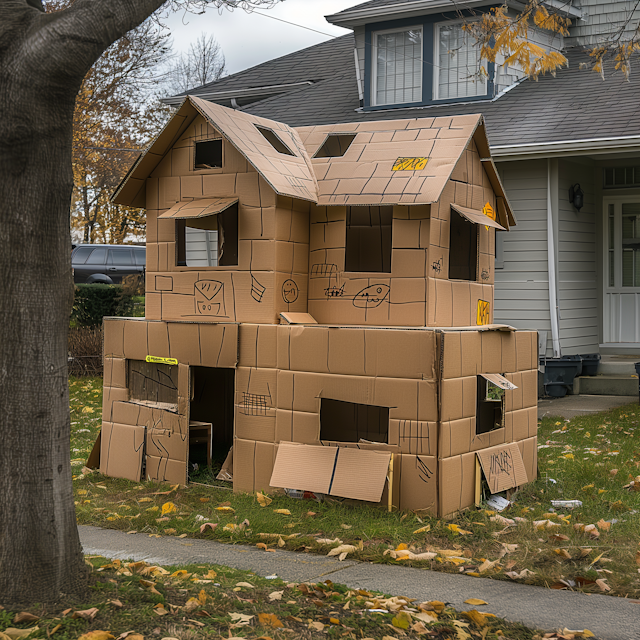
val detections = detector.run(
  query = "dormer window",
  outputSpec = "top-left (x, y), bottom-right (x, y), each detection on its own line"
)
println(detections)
top-left (371, 26), bottom-right (423, 106)
top-left (434, 21), bottom-right (486, 100)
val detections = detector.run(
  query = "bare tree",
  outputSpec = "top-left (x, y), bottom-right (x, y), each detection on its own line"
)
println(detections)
top-left (166, 32), bottom-right (227, 95)
top-left (0, 0), bottom-right (277, 606)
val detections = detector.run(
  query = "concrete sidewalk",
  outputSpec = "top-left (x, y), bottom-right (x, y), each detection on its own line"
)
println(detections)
top-left (80, 525), bottom-right (640, 640)
top-left (538, 395), bottom-right (637, 421)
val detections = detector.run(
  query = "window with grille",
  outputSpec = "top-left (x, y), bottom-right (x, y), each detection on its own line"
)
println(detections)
top-left (372, 27), bottom-right (423, 106)
top-left (435, 22), bottom-right (486, 100)
top-left (622, 202), bottom-right (640, 287)
top-left (604, 166), bottom-right (640, 188)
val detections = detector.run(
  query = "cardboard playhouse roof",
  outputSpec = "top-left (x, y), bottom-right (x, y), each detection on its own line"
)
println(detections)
top-left (112, 98), bottom-right (515, 223)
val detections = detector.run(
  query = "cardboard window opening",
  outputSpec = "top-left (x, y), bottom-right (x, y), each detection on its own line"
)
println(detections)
top-left (450, 204), bottom-right (506, 231)
top-left (158, 197), bottom-right (239, 220)
top-left (270, 442), bottom-right (392, 503)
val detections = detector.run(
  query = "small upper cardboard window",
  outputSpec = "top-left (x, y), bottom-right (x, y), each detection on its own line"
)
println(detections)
top-left (345, 206), bottom-right (392, 273)
top-left (450, 208), bottom-right (478, 281)
top-left (195, 139), bottom-right (222, 169)
top-left (313, 133), bottom-right (357, 158)
top-left (476, 373), bottom-right (517, 435)
top-left (255, 126), bottom-right (295, 156)
top-left (320, 398), bottom-right (389, 444)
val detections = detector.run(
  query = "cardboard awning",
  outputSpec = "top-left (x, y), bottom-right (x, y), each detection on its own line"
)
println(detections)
top-left (157, 197), bottom-right (239, 220)
top-left (479, 373), bottom-right (518, 390)
top-left (477, 443), bottom-right (528, 494)
top-left (451, 204), bottom-right (506, 231)
top-left (270, 442), bottom-right (391, 502)
top-left (279, 312), bottom-right (318, 325)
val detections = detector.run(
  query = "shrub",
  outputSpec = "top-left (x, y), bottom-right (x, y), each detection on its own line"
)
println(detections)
top-left (68, 326), bottom-right (103, 376)
top-left (71, 283), bottom-right (135, 328)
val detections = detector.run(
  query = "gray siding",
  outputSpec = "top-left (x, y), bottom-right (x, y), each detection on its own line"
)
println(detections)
top-left (494, 160), bottom-right (553, 355)
top-left (556, 160), bottom-right (599, 354)
top-left (566, 0), bottom-right (640, 46)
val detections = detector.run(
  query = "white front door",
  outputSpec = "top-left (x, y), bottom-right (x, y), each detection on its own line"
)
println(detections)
top-left (603, 196), bottom-right (640, 344)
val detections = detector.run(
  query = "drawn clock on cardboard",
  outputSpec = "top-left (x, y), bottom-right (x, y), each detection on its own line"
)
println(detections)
top-left (281, 279), bottom-right (299, 304)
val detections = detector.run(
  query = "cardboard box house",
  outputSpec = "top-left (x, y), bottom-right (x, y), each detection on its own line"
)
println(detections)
top-left (99, 96), bottom-right (537, 516)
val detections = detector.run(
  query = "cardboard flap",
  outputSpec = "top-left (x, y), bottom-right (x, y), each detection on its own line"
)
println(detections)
top-left (451, 203), bottom-right (506, 231)
top-left (270, 442), bottom-right (391, 502)
top-left (157, 197), bottom-right (238, 219)
top-left (279, 312), bottom-right (318, 325)
top-left (479, 373), bottom-right (518, 390)
top-left (476, 443), bottom-right (528, 493)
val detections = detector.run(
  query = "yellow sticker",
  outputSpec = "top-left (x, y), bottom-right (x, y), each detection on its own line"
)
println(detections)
top-left (482, 202), bottom-right (496, 221)
top-left (477, 300), bottom-right (490, 326)
top-left (392, 157), bottom-right (428, 171)
top-left (146, 355), bottom-right (178, 365)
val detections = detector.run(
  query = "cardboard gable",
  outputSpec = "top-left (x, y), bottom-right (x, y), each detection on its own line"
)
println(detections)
top-left (191, 97), bottom-right (318, 203)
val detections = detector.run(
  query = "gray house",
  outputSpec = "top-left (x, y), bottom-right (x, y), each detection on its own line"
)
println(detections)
top-left (163, 0), bottom-right (640, 368)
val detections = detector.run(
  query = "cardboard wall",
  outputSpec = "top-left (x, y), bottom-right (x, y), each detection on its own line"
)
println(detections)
top-left (144, 115), bottom-right (310, 325)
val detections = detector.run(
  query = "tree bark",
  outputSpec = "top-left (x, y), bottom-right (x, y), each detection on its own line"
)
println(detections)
top-left (0, 0), bottom-right (165, 604)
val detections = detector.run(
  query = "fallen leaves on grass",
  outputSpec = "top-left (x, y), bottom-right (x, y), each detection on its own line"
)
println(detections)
top-left (229, 612), bottom-right (254, 626)
top-left (12, 614), bottom-right (38, 624)
top-left (72, 608), bottom-right (99, 622)
top-left (273, 509), bottom-right (291, 515)
top-left (199, 523), bottom-right (217, 533)
top-left (463, 599), bottom-right (488, 605)
top-left (256, 492), bottom-right (272, 507)
top-left (160, 502), bottom-right (176, 516)
top-left (77, 633), bottom-right (113, 640)
top-left (258, 613), bottom-right (284, 628)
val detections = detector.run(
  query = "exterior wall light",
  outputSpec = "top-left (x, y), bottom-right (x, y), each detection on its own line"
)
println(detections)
top-left (569, 183), bottom-right (584, 211)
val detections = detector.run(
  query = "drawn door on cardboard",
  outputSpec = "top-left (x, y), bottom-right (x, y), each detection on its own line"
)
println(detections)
top-left (189, 366), bottom-right (235, 481)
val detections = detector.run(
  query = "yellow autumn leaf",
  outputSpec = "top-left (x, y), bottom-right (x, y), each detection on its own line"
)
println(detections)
top-left (77, 633), bottom-right (114, 640)
top-left (413, 525), bottom-right (431, 534)
top-left (171, 570), bottom-right (191, 579)
top-left (447, 523), bottom-right (471, 535)
top-left (205, 569), bottom-right (217, 579)
top-left (216, 506), bottom-right (235, 513)
top-left (392, 612), bottom-right (412, 629)
top-left (198, 588), bottom-right (207, 604)
top-left (273, 508), bottom-right (291, 515)
top-left (258, 612), bottom-right (284, 628)
top-left (396, 543), bottom-right (409, 551)
top-left (138, 497), bottom-right (152, 503)
top-left (462, 610), bottom-right (490, 627)
top-left (464, 598), bottom-right (488, 605)
top-left (582, 484), bottom-right (594, 491)
top-left (146, 506), bottom-right (159, 513)
top-left (256, 492), bottom-right (272, 507)
top-left (82, 407), bottom-right (94, 414)
top-left (160, 502), bottom-right (177, 516)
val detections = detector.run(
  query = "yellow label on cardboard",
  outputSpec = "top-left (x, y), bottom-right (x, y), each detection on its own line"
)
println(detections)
top-left (482, 202), bottom-right (496, 221)
top-left (392, 157), bottom-right (428, 171)
top-left (146, 355), bottom-right (178, 366)
top-left (477, 300), bottom-right (490, 326)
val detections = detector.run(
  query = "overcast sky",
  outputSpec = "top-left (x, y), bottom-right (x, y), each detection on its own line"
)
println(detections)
top-left (165, 1), bottom-right (363, 76)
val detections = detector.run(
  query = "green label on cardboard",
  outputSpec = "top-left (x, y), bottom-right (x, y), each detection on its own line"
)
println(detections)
top-left (146, 355), bottom-right (178, 365)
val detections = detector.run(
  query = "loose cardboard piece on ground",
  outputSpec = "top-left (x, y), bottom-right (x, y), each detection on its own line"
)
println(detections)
top-left (270, 442), bottom-right (391, 502)
top-left (476, 442), bottom-right (528, 494)
top-left (217, 446), bottom-right (234, 481)
top-left (85, 431), bottom-right (101, 470)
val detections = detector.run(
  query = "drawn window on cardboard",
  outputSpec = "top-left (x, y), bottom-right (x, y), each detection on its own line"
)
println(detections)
top-left (476, 373), bottom-right (517, 435)
top-left (320, 398), bottom-right (389, 444)
top-left (345, 206), bottom-right (392, 273)
top-left (128, 360), bottom-right (179, 405)
top-left (313, 133), bottom-right (357, 158)
top-left (174, 203), bottom-right (239, 268)
top-left (195, 139), bottom-right (222, 169)
top-left (255, 126), bottom-right (295, 156)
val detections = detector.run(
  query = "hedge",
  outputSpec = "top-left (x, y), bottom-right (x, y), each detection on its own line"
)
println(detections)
top-left (71, 283), bottom-right (135, 328)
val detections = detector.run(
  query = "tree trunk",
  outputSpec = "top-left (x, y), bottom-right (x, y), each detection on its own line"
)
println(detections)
top-left (0, 0), bottom-right (165, 604)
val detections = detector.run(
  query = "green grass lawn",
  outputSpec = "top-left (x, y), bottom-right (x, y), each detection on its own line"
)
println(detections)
top-left (0, 557), bottom-right (550, 640)
top-left (71, 377), bottom-right (640, 599)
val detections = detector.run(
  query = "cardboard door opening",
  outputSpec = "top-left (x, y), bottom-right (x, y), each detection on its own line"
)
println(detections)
top-left (476, 376), bottom-right (504, 435)
top-left (190, 367), bottom-right (235, 474)
top-left (176, 204), bottom-right (238, 267)
top-left (345, 206), bottom-right (392, 272)
top-left (128, 360), bottom-right (178, 405)
top-left (449, 209), bottom-right (478, 281)
top-left (320, 398), bottom-right (389, 443)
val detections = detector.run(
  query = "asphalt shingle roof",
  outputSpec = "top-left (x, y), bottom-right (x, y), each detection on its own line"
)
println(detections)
top-left (188, 34), bottom-right (640, 148)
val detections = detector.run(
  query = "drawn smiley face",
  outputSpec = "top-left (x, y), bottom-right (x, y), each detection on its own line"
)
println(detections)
top-left (282, 279), bottom-right (299, 304)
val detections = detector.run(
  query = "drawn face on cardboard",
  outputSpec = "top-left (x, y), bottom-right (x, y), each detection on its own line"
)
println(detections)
top-left (353, 284), bottom-right (390, 309)
top-left (195, 280), bottom-right (226, 316)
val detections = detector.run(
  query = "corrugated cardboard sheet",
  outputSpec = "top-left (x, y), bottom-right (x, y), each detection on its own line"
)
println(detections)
top-left (157, 197), bottom-right (238, 219)
top-left (476, 442), bottom-right (528, 494)
top-left (270, 442), bottom-right (391, 502)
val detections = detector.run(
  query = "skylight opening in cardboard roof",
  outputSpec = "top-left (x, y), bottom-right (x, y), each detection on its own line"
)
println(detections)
top-left (255, 126), bottom-right (295, 156)
top-left (313, 133), bottom-right (357, 158)
top-left (195, 139), bottom-right (222, 169)
top-left (449, 208), bottom-right (477, 281)
top-left (320, 398), bottom-right (389, 444)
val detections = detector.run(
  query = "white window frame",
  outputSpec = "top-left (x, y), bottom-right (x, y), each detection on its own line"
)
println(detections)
top-left (433, 19), bottom-right (487, 101)
top-left (371, 25), bottom-right (423, 107)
